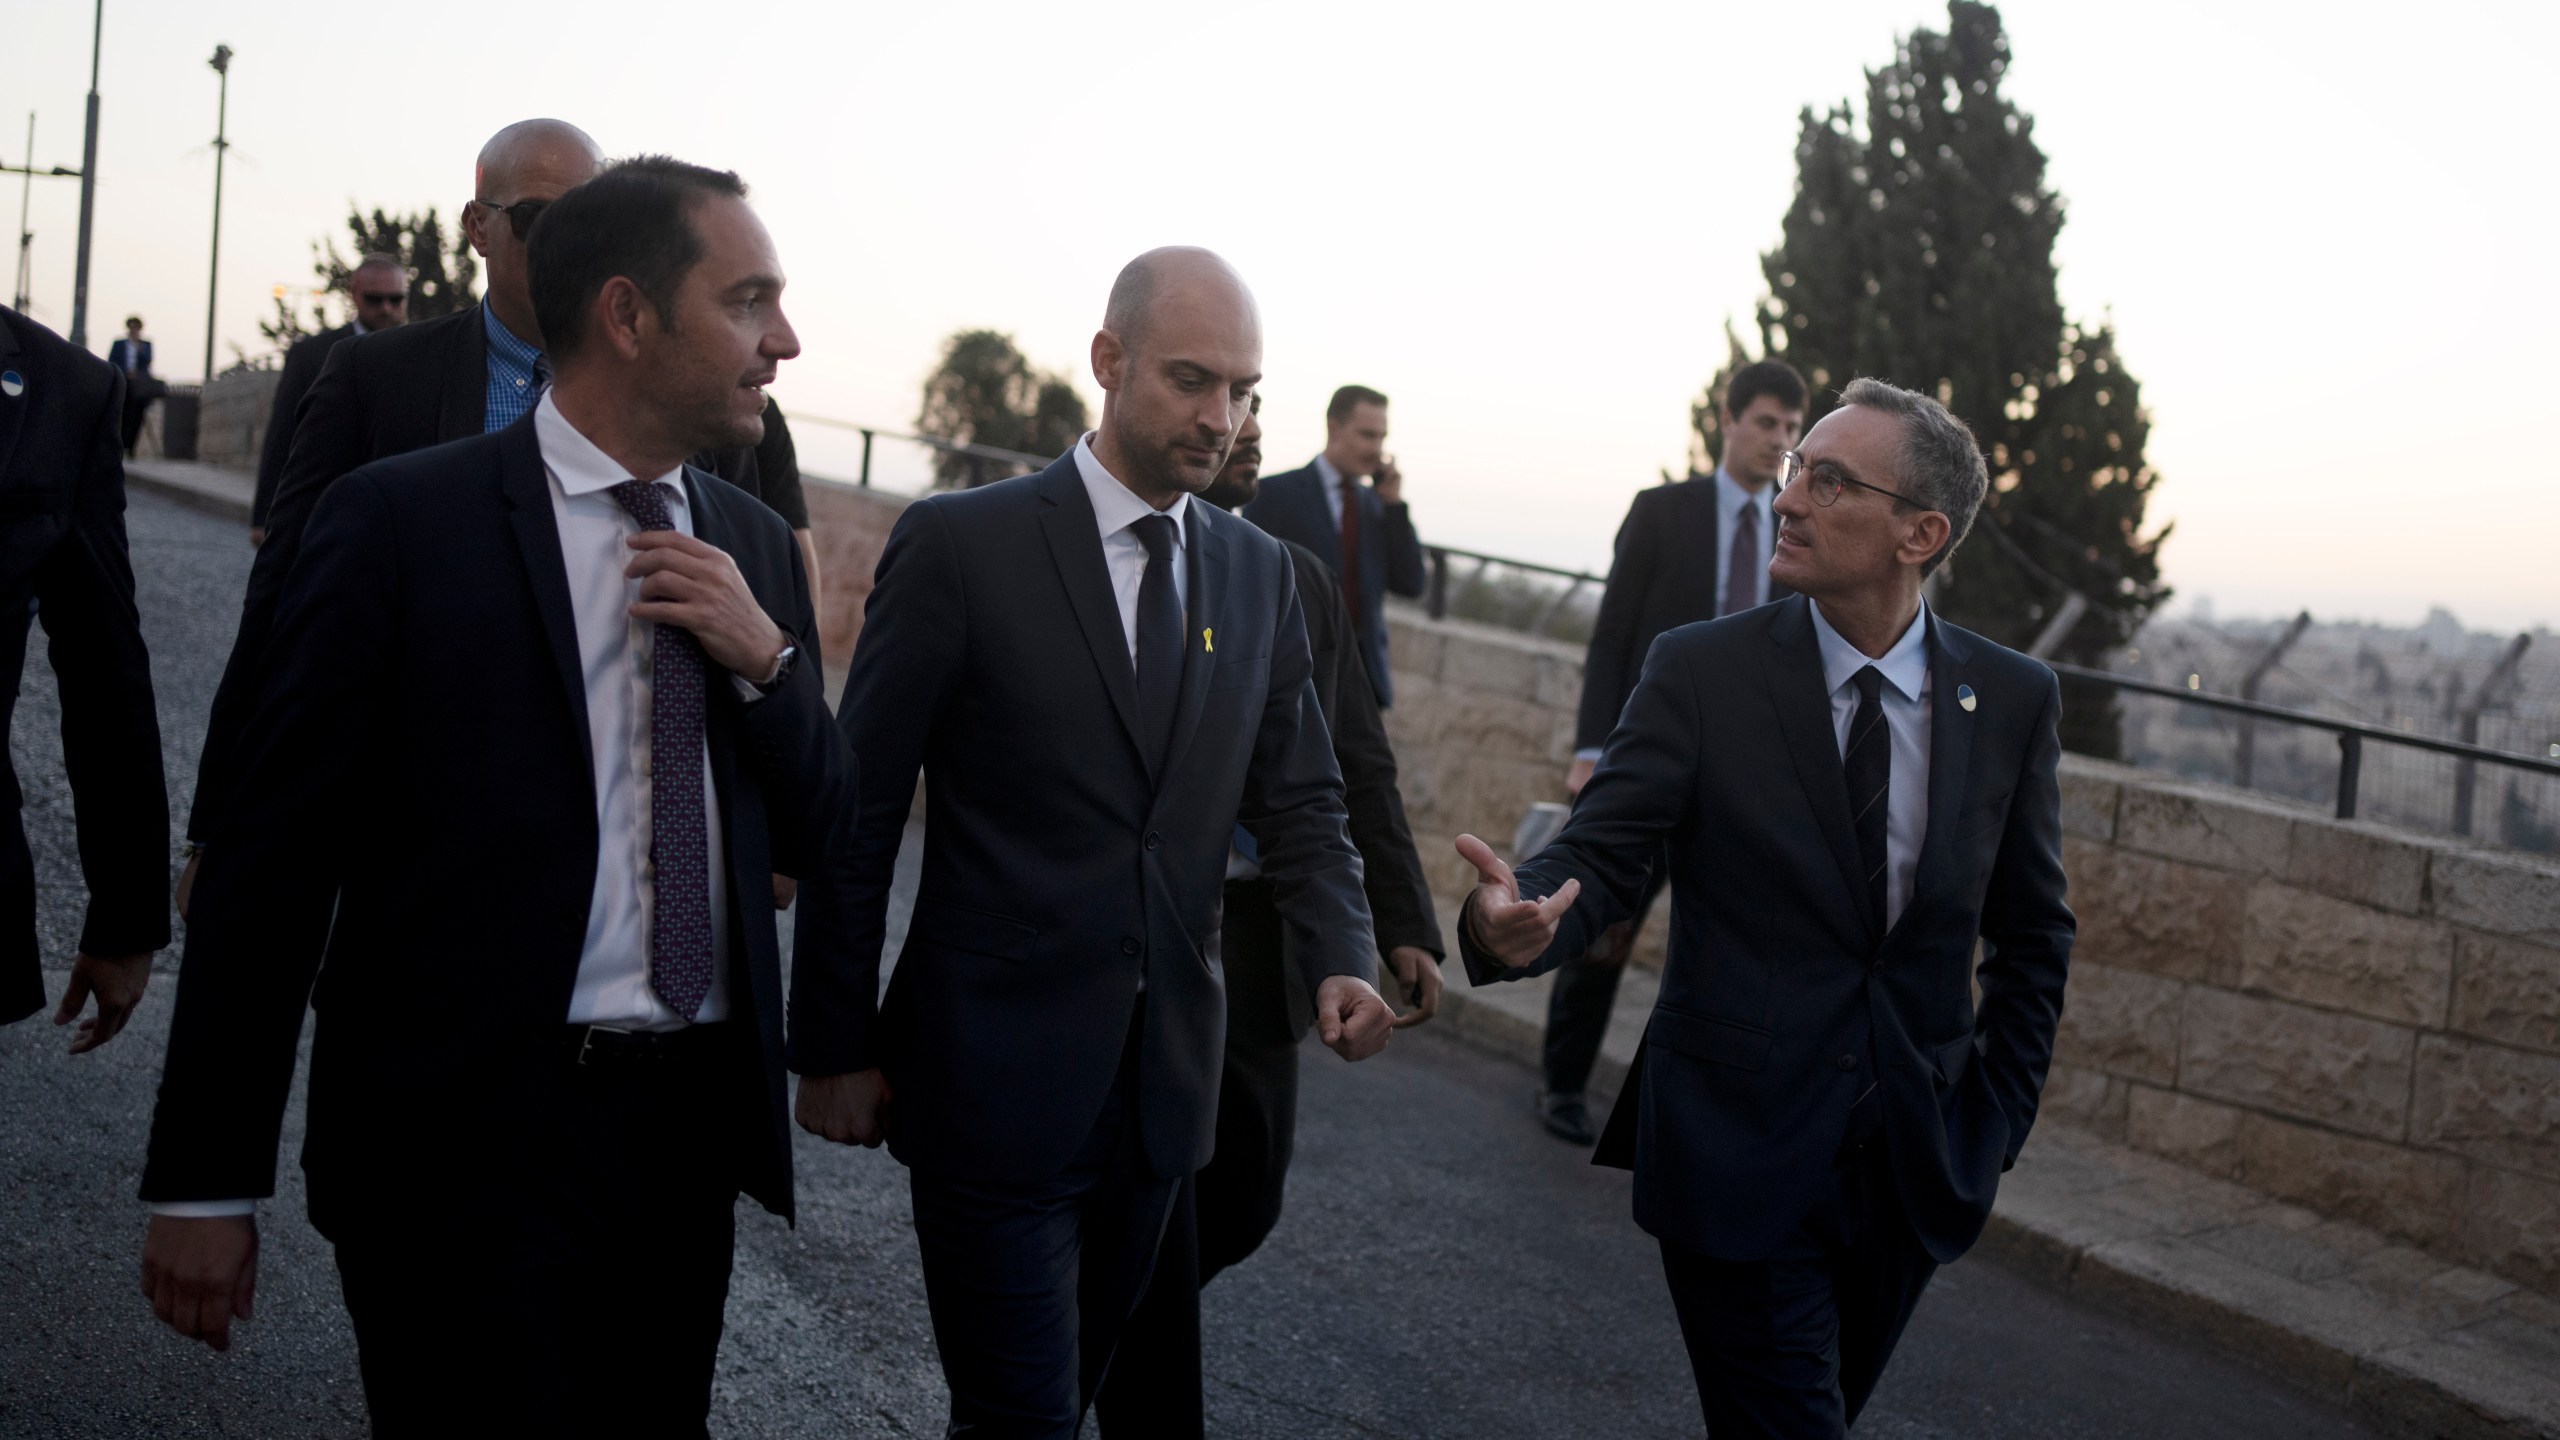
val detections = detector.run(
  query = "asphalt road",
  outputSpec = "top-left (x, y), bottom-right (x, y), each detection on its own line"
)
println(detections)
top-left (0, 489), bottom-right (2378, 1438)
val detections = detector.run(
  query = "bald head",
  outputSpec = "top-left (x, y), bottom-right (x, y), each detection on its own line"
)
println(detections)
top-left (1103, 246), bottom-right (1258, 357)
top-left (475, 118), bottom-right (602, 198)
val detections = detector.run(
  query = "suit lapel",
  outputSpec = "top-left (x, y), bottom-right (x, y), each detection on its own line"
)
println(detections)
top-left (1763, 596), bottom-right (1878, 948)
top-left (1158, 500), bottom-right (1227, 783)
top-left (1034, 459), bottom-right (1149, 771)
top-left (495, 416), bottom-right (594, 770)
top-left (1890, 614), bottom-right (1978, 948)
top-left (441, 308), bottom-right (489, 442)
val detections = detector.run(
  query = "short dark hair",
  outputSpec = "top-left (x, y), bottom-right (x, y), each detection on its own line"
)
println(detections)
top-left (1327, 384), bottom-right (1387, 424)
top-left (528, 155), bottom-right (748, 363)
top-left (1724, 359), bottom-right (1807, 419)
top-left (124, 315), bottom-right (142, 328)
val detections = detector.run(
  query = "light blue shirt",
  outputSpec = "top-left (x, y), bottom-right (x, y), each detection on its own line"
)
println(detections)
top-left (1808, 599), bottom-right (1932, 930)
top-left (482, 304), bottom-right (545, 432)
top-left (1712, 466), bottom-right (1777, 616)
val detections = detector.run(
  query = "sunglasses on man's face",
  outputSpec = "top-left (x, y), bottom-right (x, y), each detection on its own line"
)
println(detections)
top-left (473, 196), bottom-right (551, 242)
top-left (358, 291), bottom-right (407, 307)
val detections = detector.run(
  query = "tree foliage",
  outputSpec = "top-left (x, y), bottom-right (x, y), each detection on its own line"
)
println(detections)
top-left (916, 329), bottom-right (1090, 486)
top-left (258, 205), bottom-right (481, 350)
top-left (1735, 0), bottom-right (2171, 755)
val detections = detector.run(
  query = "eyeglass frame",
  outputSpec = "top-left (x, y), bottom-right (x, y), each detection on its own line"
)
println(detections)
top-left (472, 196), bottom-right (552, 242)
top-left (1778, 448), bottom-right (1925, 510)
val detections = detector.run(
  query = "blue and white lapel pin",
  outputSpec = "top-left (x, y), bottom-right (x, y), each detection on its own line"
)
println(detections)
top-left (0, 370), bottom-right (24, 398)
top-left (1956, 683), bottom-right (1977, 713)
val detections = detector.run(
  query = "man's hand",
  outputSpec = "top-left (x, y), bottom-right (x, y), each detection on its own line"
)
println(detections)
top-left (53, 951), bottom-right (152, 1053)
top-left (248, 526), bottom-right (266, 548)
top-left (1385, 946), bottom-right (1442, 1029)
top-left (796, 1069), bottom-right (891, 1147)
top-left (1566, 756), bottom-right (1597, 795)
top-left (1314, 974), bottom-right (1393, 1061)
top-left (141, 1215), bottom-right (258, 1351)
top-left (626, 531), bottom-right (788, 679)
top-left (1371, 454), bottom-right (1403, 505)
top-left (1455, 833), bottom-right (1579, 969)
top-left (176, 850), bottom-right (201, 921)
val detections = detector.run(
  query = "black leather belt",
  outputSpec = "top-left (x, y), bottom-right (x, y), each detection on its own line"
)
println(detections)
top-left (562, 1021), bottom-right (735, 1067)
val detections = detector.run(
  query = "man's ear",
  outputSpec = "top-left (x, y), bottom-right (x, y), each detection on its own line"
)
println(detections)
top-left (1090, 329), bottom-right (1125, 393)
top-left (461, 202), bottom-right (493, 260)
top-left (595, 276), bottom-right (653, 362)
top-left (1900, 510), bottom-right (1953, 569)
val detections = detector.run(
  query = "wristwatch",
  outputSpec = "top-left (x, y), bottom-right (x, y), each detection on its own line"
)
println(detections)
top-left (752, 642), bottom-right (800, 695)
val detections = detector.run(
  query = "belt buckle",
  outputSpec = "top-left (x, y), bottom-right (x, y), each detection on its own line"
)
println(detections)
top-left (576, 1025), bottom-right (631, 1067)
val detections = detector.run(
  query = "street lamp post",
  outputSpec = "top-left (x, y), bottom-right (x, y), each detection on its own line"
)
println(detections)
top-left (68, 0), bottom-right (103, 347)
top-left (200, 44), bottom-right (233, 385)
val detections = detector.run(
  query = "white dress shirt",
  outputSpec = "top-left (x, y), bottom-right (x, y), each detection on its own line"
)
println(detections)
top-left (1074, 432), bottom-right (1190, 664)
top-left (1712, 466), bottom-right (1778, 615)
top-left (1808, 598), bottom-right (1933, 932)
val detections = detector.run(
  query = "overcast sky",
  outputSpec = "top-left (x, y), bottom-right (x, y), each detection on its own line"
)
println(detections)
top-left (7, 0), bottom-right (2550, 631)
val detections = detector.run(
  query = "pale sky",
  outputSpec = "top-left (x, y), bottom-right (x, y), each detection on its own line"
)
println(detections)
top-left (7, 0), bottom-right (2552, 631)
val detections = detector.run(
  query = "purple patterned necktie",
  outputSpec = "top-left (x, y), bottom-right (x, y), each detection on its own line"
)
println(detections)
top-left (607, 479), bottom-right (715, 1021)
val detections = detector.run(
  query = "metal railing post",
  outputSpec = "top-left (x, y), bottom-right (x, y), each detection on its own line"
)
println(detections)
top-left (2335, 732), bottom-right (2362, 820)
top-left (858, 429), bottom-right (873, 488)
top-left (2237, 610), bottom-right (2312, 789)
top-left (1427, 548), bottom-right (1448, 621)
top-left (2453, 633), bottom-right (2532, 836)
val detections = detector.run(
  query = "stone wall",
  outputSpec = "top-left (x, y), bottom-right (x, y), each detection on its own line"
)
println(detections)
top-left (194, 369), bottom-right (279, 470)
top-left (804, 477), bottom-right (910, 666)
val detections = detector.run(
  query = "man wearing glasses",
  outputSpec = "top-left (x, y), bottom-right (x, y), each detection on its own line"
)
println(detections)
top-left (1456, 378), bottom-right (2074, 1438)
top-left (249, 252), bottom-right (410, 545)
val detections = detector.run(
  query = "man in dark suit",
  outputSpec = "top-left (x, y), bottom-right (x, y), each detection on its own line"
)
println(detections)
top-left (698, 394), bottom-right (821, 606)
top-left (105, 316), bottom-right (159, 455)
top-left (248, 252), bottom-right (410, 543)
top-left (0, 305), bottom-right (170, 1048)
top-left (1095, 392), bottom-right (1445, 1439)
top-left (792, 248), bottom-right (1394, 1439)
top-left (136, 158), bottom-right (853, 1438)
top-left (1240, 384), bottom-right (1425, 708)
top-left (1459, 377), bottom-right (2074, 1438)
top-left (1537, 360), bottom-right (1806, 1144)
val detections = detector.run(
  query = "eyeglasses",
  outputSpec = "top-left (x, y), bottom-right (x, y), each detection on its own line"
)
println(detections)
top-left (357, 291), bottom-right (407, 307)
top-left (1779, 449), bottom-right (1920, 508)
top-left (473, 196), bottom-right (551, 242)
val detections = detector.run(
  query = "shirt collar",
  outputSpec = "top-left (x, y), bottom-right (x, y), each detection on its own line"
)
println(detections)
top-left (350, 317), bottom-right (370, 339)
top-left (1075, 432), bottom-right (1188, 549)
top-left (533, 391), bottom-right (687, 501)
top-left (482, 302), bottom-right (541, 376)
top-left (1808, 598), bottom-right (1930, 704)
top-left (1713, 465), bottom-right (1770, 525)
top-left (1312, 453), bottom-right (1347, 493)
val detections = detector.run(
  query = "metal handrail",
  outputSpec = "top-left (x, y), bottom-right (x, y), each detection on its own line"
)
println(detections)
top-left (787, 411), bottom-right (1055, 488)
top-left (2046, 660), bottom-right (2560, 821)
top-left (1418, 543), bottom-right (1607, 637)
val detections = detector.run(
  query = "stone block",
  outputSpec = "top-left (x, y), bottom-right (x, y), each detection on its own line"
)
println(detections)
top-left (2461, 1166), bottom-right (2560, 1297)
top-left (2178, 988), bottom-right (2414, 1140)
top-left (1384, 621), bottom-right (1447, 685)
top-left (2235, 1110), bottom-right (2466, 1251)
top-left (2116, 779), bottom-right (2306, 877)
top-left (2067, 843), bottom-right (2249, 984)
top-left (2238, 882), bottom-right (2455, 1027)
top-left (2284, 817), bottom-right (2434, 917)
top-left (2053, 962), bottom-right (2184, 1085)
top-left (2056, 761), bottom-right (2123, 842)
top-left (2431, 846), bottom-right (2560, 947)
top-left (2039, 1063), bottom-right (2133, 1139)
top-left (2126, 1086), bottom-right (2245, 1178)
top-left (1436, 630), bottom-right (1545, 699)
top-left (2411, 1037), bottom-right (2560, 1181)
top-left (2450, 932), bottom-right (2560, 1056)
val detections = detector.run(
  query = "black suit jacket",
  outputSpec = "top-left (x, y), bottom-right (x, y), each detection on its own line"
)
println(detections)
top-left (1463, 597), bottom-right (2072, 1266)
top-left (791, 455), bottom-right (1375, 1185)
top-left (1240, 462), bottom-right (1425, 707)
top-left (106, 338), bottom-right (153, 379)
top-left (140, 417), bottom-right (854, 1231)
top-left (1254, 536), bottom-right (1439, 1040)
top-left (0, 308), bottom-right (170, 1021)
top-left (1576, 475), bottom-right (1792, 752)
top-left (250, 322), bottom-right (354, 526)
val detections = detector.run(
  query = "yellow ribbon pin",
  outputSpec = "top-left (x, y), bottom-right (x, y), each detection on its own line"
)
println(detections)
top-left (1202, 627), bottom-right (1214, 652)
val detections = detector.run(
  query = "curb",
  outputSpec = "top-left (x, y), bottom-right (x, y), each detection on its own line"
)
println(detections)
top-left (125, 460), bottom-right (253, 525)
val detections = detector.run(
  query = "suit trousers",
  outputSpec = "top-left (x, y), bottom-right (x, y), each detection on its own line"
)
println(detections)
top-left (1655, 1121), bottom-right (1937, 1439)
top-left (1093, 881), bottom-right (1304, 1439)
top-left (1541, 856), bottom-right (1668, 1095)
top-left (909, 998), bottom-right (1180, 1439)
top-left (331, 1027), bottom-right (747, 1440)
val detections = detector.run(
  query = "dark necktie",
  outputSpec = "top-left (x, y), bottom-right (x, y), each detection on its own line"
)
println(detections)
top-left (1133, 513), bottom-right (1182, 775)
top-left (606, 479), bottom-right (716, 1020)
top-left (1845, 665), bottom-right (1891, 933)
top-left (1336, 476), bottom-right (1363, 627)
top-left (1723, 502), bottom-right (1760, 617)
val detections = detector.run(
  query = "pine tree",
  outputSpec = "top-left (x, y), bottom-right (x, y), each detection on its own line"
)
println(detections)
top-left (916, 329), bottom-right (1091, 486)
top-left (264, 205), bottom-right (484, 353)
top-left (1752, 0), bottom-right (2170, 755)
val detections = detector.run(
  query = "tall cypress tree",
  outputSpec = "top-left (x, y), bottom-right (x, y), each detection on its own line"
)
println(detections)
top-left (1749, 0), bottom-right (2169, 755)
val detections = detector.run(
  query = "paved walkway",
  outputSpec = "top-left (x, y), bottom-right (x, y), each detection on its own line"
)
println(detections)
top-left (0, 488), bottom-right (2435, 1437)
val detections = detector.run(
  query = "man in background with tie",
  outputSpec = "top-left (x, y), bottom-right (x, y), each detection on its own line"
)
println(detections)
top-left (1459, 377), bottom-right (2072, 1437)
top-left (1241, 384), bottom-right (1426, 708)
top-left (135, 158), bottom-right (853, 1435)
top-left (1535, 359), bottom-right (1806, 1144)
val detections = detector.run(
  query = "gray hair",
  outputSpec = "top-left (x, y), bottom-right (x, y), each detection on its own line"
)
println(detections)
top-left (1838, 377), bottom-right (1987, 576)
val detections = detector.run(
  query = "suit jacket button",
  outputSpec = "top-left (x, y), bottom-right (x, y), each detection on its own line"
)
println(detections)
top-left (1121, 937), bottom-right (1141, 956)
top-left (1144, 832), bottom-right (1162, 851)
top-left (1836, 1053), bottom-right (1858, 1071)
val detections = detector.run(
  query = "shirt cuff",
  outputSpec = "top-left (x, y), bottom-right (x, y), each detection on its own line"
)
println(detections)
top-left (731, 673), bottom-right (768, 704)
top-left (1573, 748), bottom-right (1603, 763)
top-left (149, 1199), bottom-right (257, 1218)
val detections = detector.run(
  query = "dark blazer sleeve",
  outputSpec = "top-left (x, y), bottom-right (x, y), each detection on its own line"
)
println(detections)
top-left (34, 364), bottom-right (170, 958)
top-left (1237, 559), bottom-right (1379, 996)
top-left (788, 499), bottom-right (967, 1077)
top-left (1973, 669), bottom-right (2075, 1168)
top-left (141, 473), bottom-right (397, 1202)
top-left (729, 523), bottom-right (854, 883)
top-left (1376, 493), bottom-right (1427, 599)
top-left (1576, 489), bottom-right (1658, 753)
top-left (1460, 630), bottom-right (1697, 986)
top-left (252, 333), bottom-right (329, 526)
top-left (189, 340), bottom-right (373, 844)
